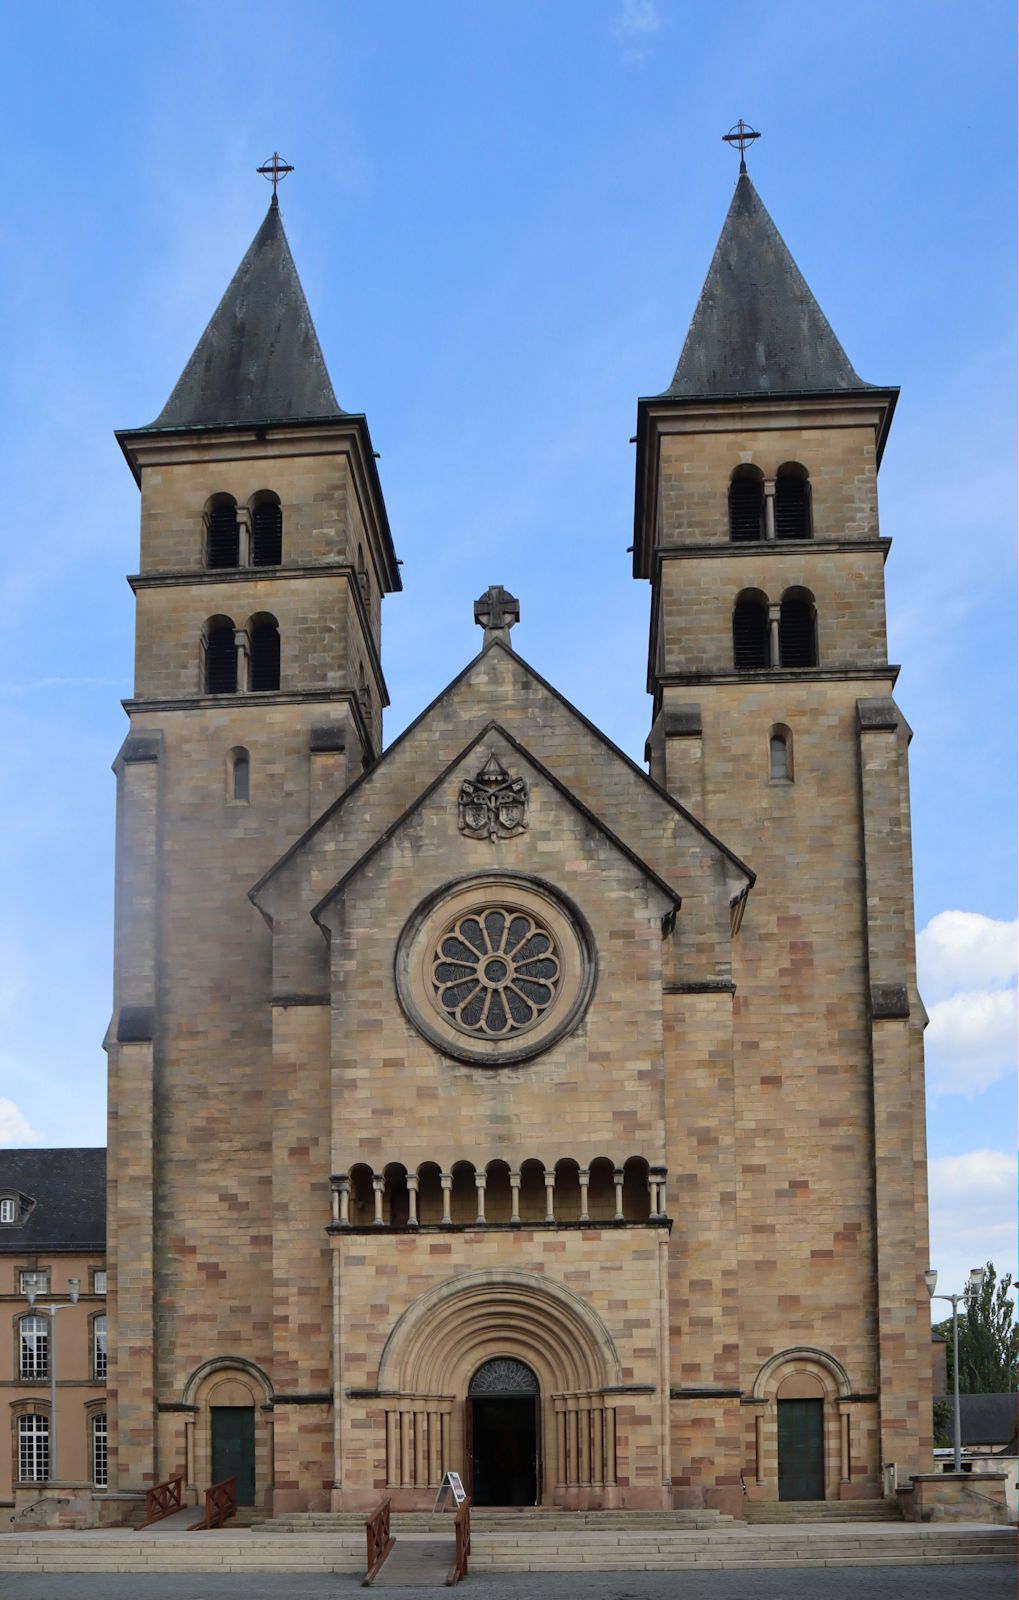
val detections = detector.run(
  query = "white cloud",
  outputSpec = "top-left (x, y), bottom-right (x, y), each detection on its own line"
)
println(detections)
top-left (928, 1149), bottom-right (1017, 1307)
top-left (917, 910), bottom-right (1017, 998)
top-left (0, 1099), bottom-right (43, 1146)
top-left (620, 0), bottom-right (661, 32)
top-left (926, 988), bottom-right (1017, 1095)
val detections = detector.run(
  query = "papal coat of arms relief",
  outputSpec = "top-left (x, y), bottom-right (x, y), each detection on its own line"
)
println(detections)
top-left (457, 752), bottom-right (529, 842)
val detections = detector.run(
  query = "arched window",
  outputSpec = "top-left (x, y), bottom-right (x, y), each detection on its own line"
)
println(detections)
top-left (622, 1156), bottom-right (651, 1221)
top-left (203, 617), bottom-right (237, 695)
top-left (17, 1413), bottom-right (49, 1482)
top-left (250, 493), bottom-right (282, 566)
top-left (450, 1161), bottom-right (477, 1225)
top-left (19, 1315), bottom-right (48, 1380)
top-left (229, 747), bottom-right (250, 803)
top-left (779, 589), bottom-right (817, 668)
top-left (770, 725), bottom-right (793, 782)
top-left (775, 464), bottom-right (811, 541)
top-left (416, 1162), bottom-right (443, 1226)
top-left (205, 495), bottom-right (240, 569)
top-left (485, 1160), bottom-right (512, 1224)
top-left (518, 1159), bottom-right (546, 1224)
top-left (586, 1157), bottom-right (616, 1222)
top-left (248, 614), bottom-right (280, 692)
top-left (384, 1163), bottom-right (409, 1227)
top-left (729, 467), bottom-right (765, 542)
top-left (91, 1413), bottom-right (108, 1488)
top-left (93, 1314), bottom-right (107, 1380)
top-left (554, 1159), bottom-right (581, 1221)
top-left (349, 1164), bottom-right (375, 1227)
top-left (733, 590), bottom-right (771, 670)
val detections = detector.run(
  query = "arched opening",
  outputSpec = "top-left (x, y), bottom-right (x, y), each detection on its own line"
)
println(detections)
top-left (229, 746), bottom-right (250, 803)
top-left (776, 1371), bottom-right (826, 1500)
top-left (416, 1162), bottom-right (443, 1226)
top-left (554, 1159), bottom-right (581, 1221)
top-left (485, 1160), bottom-right (512, 1223)
top-left (203, 617), bottom-right (237, 695)
top-left (733, 590), bottom-right (771, 670)
top-left (248, 613), bottom-right (281, 692)
top-left (775, 464), bottom-right (811, 541)
top-left (622, 1156), bottom-right (650, 1221)
top-left (250, 492), bottom-right (282, 566)
top-left (779, 588), bottom-right (817, 668)
top-left (751, 1347), bottom-right (852, 1504)
top-left (205, 495), bottom-right (239, 569)
top-left (349, 1164), bottom-right (375, 1227)
top-left (586, 1157), bottom-right (615, 1221)
top-left (183, 1361), bottom-right (273, 1512)
top-left (467, 1357), bottom-right (540, 1507)
top-left (384, 1163), bottom-right (409, 1227)
top-left (450, 1161), bottom-right (477, 1225)
top-left (769, 724), bottom-right (793, 782)
top-left (729, 466), bottom-right (765, 542)
top-left (518, 1159), bottom-right (546, 1224)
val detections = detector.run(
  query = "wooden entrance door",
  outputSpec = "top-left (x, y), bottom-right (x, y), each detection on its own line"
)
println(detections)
top-left (777, 1398), bottom-right (825, 1501)
top-left (211, 1406), bottom-right (256, 1505)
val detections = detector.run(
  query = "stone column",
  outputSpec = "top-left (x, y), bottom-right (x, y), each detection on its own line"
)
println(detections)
top-left (474, 1172), bottom-right (487, 1225)
top-left (440, 1173), bottom-right (453, 1227)
top-left (763, 480), bottom-right (776, 541)
top-left (406, 1174), bottom-right (419, 1228)
top-left (334, 1176), bottom-right (350, 1227)
top-left (768, 602), bottom-right (781, 668)
top-left (544, 1168), bottom-right (556, 1222)
top-left (372, 1175), bottom-right (385, 1226)
top-left (613, 1168), bottom-right (625, 1221)
top-left (509, 1171), bottom-right (521, 1225)
top-left (233, 628), bottom-right (250, 692)
top-left (578, 1166), bottom-right (590, 1222)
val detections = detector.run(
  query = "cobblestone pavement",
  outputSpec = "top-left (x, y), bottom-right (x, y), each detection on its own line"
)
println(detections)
top-left (0, 1567), bottom-right (1014, 1600)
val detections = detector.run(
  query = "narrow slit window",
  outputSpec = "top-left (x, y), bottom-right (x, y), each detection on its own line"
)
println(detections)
top-left (231, 750), bottom-right (250, 803)
top-left (770, 729), bottom-right (792, 781)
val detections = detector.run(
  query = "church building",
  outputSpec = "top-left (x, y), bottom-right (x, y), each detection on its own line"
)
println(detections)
top-left (105, 158), bottom-right (932, 1518)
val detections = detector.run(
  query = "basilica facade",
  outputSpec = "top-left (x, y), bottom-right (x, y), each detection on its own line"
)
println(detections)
top-left (105, 169), bottom-right (932, 1517)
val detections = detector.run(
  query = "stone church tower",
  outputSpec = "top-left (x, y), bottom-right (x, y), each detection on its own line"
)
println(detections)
top-left (105, 169), bottom-right (931, 1517)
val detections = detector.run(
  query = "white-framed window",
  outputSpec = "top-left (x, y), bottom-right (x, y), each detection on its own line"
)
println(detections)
top-left (92, 1269), bottom-right (107, 1295)
top-left (91, 1413), bottom-right (108, 1488)
top-left (0, 1197), bottom-right (16, 1223)
top-left (19, 1314), bottom-right (49, 1379)
top-left (93, 1315), bottom-right (107, 1380)
top-left (18, 1414), bottom-right (49, 1482)
top-left (19, 1269), bottom-right (48, 1296)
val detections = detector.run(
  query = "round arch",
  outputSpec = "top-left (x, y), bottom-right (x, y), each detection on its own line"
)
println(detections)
top-left (751, 1346), bottom-right (852, 1401)
top-left (377, 1268), bottom-right (621, 1397)
top-left (181, 1354), bottom-right (274, 1407)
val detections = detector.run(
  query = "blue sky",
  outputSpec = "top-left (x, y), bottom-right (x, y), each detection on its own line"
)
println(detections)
top-left (0, 1), bottom-right (1014, 1303)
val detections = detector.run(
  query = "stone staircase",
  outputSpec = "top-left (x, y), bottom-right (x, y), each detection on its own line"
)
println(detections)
top-left (744, 1498), bottom-right (902, 1524)
top-left (0, 1512), bottom-right (1013, 1573)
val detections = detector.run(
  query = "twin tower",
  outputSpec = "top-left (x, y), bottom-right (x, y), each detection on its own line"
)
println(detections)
top-left (105, 170), bottom-right (930, 1513)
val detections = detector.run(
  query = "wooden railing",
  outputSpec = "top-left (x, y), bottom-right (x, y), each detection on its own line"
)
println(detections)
top-left (446, 1497), bottom-right (471, 1586)
top-left (192, 1476), bottom-right (236, 1530)
top-left (364, 1495), bottom-right (395, 1585)
top-left (142, 1474), bottom-right (184, 1527)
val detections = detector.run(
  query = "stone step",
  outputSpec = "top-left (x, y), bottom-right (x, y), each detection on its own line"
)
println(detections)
top-left (744, 1499), bottom-right (901, 1523)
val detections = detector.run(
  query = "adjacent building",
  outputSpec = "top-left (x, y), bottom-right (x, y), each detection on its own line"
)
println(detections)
top-left (104, 167), bottom-right (933, 1515)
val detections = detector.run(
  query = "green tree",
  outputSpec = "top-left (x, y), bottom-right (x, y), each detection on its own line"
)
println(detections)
top-left (934, 1261), bottom-right (1018, 1394)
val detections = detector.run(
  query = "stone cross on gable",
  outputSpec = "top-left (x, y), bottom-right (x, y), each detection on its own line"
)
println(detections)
top-left (474, 585), bottom-right (520, 647)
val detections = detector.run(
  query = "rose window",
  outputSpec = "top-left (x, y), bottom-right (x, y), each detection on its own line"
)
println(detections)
top-left (432, 908), bottom-right (561, 1036)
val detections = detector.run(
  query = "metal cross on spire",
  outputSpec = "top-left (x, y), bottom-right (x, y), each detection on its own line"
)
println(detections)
top-left (722, 119), bottom-right (761, 175)
top-left (257, 151), bottom-right (295, 206)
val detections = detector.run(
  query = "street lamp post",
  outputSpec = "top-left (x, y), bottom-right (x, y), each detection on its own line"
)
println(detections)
top-left (25, 1277), bottom-right (80, 1483)
top-left (925, 1265), bottom-right (986, 1473)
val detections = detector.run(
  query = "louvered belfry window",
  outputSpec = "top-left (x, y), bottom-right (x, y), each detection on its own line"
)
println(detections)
top-left (729, 474), bottom-right (765, 541)
top-left (205, 624), bottom-right (238, 695)
top-left (733, 597), bottom-right (770, 669)
top-left (249, 621), bottom-right (281, 692)
top-left (251, 500), bottom-right (282, 566)
top-left (779, 597), bottom-right (817, 667)
top-left (775, 473), bottom-right (810, 540)
top-left (206, 501), bottom-right (240, 568)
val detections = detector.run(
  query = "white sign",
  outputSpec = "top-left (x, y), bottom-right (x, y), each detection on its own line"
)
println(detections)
top-left (434, 1470), bottom-right (467, 1511)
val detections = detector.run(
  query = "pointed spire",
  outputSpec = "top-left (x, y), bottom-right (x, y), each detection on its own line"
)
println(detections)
top-left (665, 173), bottom-right (871, 399)
top-left (146, 203), bottom-right (343, 429)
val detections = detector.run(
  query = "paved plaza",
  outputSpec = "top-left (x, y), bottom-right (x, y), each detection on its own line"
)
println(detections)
top-left (0, 1566), bottom-right (1015, 1600)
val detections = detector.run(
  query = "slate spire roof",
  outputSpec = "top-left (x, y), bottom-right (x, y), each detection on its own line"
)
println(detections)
top-left (665, 172), bottom-right (871, 399)
top-left (146, 199), bottom-right (343, 430)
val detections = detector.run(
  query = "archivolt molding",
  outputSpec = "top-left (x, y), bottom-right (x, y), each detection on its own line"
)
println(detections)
top-left (377, 1268), bottom-right (622, 1396)
top-left (181, 1355), bottom-right (274, 1407)
top-left (751, 1345), bottom-right (852, 1401)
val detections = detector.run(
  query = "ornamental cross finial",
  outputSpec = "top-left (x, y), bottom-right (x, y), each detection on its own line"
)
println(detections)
top-left (474, 585), bottom-right (520, 647)
top-left (257, 151), bottom-right (295, 205)
top-left (722, 119), bottom-right (761, 175)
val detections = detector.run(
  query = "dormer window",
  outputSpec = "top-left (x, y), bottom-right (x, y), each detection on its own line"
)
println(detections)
top-left (0, 1197), bottom-right (16, 1224)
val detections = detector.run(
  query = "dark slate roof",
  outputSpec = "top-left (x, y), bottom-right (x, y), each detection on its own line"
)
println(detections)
top-left (935, 1393), bottom-right (1018, 1448)
top-left (0, 1149), bottom-right (106, 1252)
top-left (145, 200), bottom-right (343, 430)
top-left (665, 173), bottom-right (871, 399)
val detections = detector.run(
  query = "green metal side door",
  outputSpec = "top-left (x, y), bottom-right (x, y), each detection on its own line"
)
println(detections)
top-left (211, 1406), bottom-right (256, 1505)
top-left (777, 1398), bottom-right (825, 1501)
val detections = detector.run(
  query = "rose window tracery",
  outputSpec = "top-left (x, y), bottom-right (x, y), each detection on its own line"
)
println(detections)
top-left (432, 908), bottom-right (561, 1036)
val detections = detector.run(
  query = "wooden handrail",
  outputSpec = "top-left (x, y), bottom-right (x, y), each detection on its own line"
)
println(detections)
top-left (363, 1495), bottom-right (395, 1585)
top-left (446, 1496), bottom-right (471, 1586)
top-left (191, 1475), bottom-right (236, 1531)
top-left (141, 1474), bottom-right (184, 1527)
